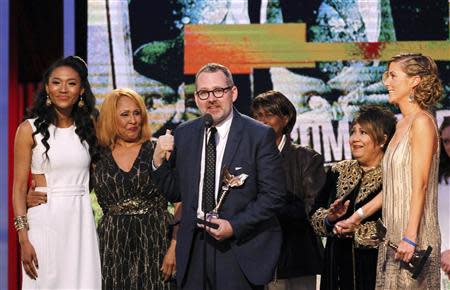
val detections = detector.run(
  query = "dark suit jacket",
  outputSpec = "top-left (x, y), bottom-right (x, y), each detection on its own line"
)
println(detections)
top-left (153, 109), bottom-right (286, 285)
top-left (276, 139), bottom-right (325, 278)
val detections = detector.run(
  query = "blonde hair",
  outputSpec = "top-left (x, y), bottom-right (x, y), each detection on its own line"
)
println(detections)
top-left (96, 88), bottom-right (151, 148)
top-left (386, 53), bottom-right (443, 109)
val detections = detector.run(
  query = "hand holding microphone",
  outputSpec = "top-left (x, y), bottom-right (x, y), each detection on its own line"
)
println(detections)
top-left (153, 129), bottom-right (174, 167)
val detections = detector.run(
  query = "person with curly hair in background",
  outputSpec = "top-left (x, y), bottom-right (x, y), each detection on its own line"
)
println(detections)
top-left (12, 56), bottom-right (101, 289)
top-left (336, 53), bottom-right (444, 289)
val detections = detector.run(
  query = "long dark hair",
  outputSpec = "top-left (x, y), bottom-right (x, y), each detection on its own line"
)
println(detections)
top-left (439, 117), bottom-right (450, 183)
top-left (28, 56), bottom-right (99, 162)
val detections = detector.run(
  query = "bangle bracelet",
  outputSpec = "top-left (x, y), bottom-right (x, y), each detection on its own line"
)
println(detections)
top-left (14, 215), bottom-right (29, 231)
top-left (356, 207), bottom-right (366, 220)
top-left (402, 237), bottom-right (417, 247)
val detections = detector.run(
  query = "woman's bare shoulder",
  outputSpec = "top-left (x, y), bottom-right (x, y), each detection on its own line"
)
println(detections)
top-left (15, 120), bottom-right (34, 145)
top-left (411, 111), bottom-right (436, 131)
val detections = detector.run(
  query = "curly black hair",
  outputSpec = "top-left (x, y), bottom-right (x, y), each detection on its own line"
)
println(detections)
top-left (28, 56), bottom-right (99, 162)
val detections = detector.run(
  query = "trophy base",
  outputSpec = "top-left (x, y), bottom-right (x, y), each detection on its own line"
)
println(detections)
top-left (196, 218), bottom-right (219, 229)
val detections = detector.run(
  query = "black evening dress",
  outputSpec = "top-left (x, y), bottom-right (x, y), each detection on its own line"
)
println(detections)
top-left (310, 160), bottom-right (382, 290)
top-left (92, 141), bottom-right (172, 290)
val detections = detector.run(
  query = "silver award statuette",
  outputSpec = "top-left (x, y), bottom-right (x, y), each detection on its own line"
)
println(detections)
top-left (206, 167), bottom-right (248, 220)
top-left (375, 219), bottom-right (432, 279)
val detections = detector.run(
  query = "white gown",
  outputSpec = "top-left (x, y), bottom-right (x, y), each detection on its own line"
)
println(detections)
top-left (22, 119), bottom-right (101, 290)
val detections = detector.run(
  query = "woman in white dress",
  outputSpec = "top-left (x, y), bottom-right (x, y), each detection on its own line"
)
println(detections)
top-left (12, 56), bottom-right (101, 289)
top-left (439, 117), bottom-right (450, 289)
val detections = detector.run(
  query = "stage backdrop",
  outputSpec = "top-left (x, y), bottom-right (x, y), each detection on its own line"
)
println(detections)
top-left (87, 0), bottom-right (450, 164)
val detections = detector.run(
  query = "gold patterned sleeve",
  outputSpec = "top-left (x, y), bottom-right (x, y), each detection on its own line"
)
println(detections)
top-left (310, 207), bottom-right (331, 236)
top-left (354, 221), bottom-right (380, 248)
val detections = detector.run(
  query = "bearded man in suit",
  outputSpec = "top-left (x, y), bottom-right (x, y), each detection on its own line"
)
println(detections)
top-left (152, 63), bottom-right (286, 290)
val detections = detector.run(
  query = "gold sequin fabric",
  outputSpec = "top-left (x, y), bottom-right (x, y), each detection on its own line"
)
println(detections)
top-left (355, 166), bottom-right (382, 205)
top-left (332, 160), bottom-right (362, 199)
top-left (108, 197), bottom-right (159, 215)
top-left (311, 160), bottom-right (383, 240)
top-left (333, 160), bottom-right (382, 205)
top-left (354, 221), bottom-right (379, 248)
top-left (376, 115), bottom-right (441, 289)
top-left (92, 141), bottom-right (172, 290)
top-left (310, 207), bottom-right (330, 236)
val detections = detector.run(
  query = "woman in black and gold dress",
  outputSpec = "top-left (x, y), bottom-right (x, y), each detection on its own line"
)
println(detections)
top-left (92, 88), bottom-right (173, 290)
top-left (310, 105), bottom-right (396, 290)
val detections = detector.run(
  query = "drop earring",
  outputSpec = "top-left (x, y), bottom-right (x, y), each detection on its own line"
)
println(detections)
top-left (408, 94), bottom-right (415, 103)
top-left (46, 95), bottom-right (52, 106)
top-left (78, 95), bottom-right (85, 108)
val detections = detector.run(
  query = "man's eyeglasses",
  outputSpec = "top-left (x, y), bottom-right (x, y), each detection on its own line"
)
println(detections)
top-left (195, 86), bottom-right (232, 100)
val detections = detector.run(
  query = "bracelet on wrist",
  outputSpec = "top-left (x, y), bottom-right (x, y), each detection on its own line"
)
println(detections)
top-left (402, 237), bottom-right (417, 247)
top-left (356, 207), bottom-right (366, 220)
top-left (14, 215), bottom-right (29, 231)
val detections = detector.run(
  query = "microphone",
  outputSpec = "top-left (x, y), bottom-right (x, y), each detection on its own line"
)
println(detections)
top-left (204, 113), bottom-right (213, 128)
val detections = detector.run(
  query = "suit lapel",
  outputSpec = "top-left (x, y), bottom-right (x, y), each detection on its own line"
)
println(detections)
top-left (188, 119), bottom-right (205, 209)
top-left (221, 109), bottom-right (244, 179)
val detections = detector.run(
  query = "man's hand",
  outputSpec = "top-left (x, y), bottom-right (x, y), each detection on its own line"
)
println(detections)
top-left (26, 180), bottom-right (47, 208)
top-left (153, 129), bottom-right (174, 168)
top-left (205, 218), bottom-right (233, 241)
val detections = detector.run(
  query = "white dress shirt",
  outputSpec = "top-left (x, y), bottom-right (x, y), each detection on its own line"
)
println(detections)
top-left (197, 110), bottom-right (234, 218)
top-left (277, 134), bottom-right (286, 152)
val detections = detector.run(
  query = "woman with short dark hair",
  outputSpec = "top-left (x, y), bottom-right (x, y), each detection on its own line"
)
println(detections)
top-left (252, 90), bottom-right (325, 290)
top-left (311, 105), bottom-right (397, 290)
